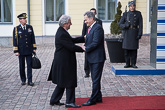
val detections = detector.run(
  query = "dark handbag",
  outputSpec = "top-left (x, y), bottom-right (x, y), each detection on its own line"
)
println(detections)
top-left (32, 53), bottom-right (41, 69)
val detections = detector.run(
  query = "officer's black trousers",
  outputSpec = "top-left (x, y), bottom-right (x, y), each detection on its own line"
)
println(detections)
top-left (19, 55), bottom-right (32, 83)
top-left (124, 49), bottom-right (137, 65)
top-left (84, 52), bottom-right (90, 75)
top-left (50, 86), bottom-right (75, 104)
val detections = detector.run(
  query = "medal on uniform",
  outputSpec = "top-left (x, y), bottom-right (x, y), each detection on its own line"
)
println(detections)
top-left (28, 28), bottom-right (32, 32)
top-left (18, 31), bottom-right (22, 34)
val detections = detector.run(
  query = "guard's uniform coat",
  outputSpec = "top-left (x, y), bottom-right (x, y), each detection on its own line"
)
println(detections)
top-left (119, 10), bottom-right (143, 50)
top-left (48, 27), bottom-right (84, 88)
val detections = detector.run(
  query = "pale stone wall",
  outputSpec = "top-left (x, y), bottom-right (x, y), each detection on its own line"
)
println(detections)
top-left (68, 0), bottom-right (94, 35)
top-left (30, 0), bottom-right (43, 36)
top-left (15, 0), bottom-right (28, 25)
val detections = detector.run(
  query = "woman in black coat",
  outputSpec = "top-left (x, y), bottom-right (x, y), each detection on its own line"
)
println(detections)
top-left (48, 15), bottom-right (84, 108)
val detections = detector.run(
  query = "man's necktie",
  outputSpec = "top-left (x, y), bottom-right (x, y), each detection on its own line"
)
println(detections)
top-left (88, 27), bottom-right (91, 34)
top-left (23, 26), bottom-right (25, 31)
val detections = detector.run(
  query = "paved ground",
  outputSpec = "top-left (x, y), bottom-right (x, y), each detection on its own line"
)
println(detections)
top-left (0, 36), bottom-right (165, 110)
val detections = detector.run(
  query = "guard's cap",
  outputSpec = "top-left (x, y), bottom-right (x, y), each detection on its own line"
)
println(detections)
top-left (128, 1), bottom-right (136, 7)
top-left (17, 13), bottom-right (27, 19)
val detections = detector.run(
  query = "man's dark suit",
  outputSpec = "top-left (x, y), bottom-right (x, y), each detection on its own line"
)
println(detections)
top-left (48, 26), bottom-right (84, 104)
top-left (82, 18), bottom-right (102, 76)
top-left (84, 23), bottom-right (106, 103)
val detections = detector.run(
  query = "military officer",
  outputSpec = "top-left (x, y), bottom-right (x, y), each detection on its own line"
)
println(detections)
top-left (118, 1), bottom-right (143, 68)
top-left (13, 13), bottom-right (37, 86)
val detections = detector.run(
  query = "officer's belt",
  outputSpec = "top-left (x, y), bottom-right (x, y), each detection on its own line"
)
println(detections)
top-left (129, 25), bottom-right (138, 29)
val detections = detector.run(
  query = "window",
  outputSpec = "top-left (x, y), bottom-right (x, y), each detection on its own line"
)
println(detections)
top-left (0, 0), bottom-right (1, 22)
top-left (0, 0), bottom-right (12, 23)
top-left (97, 0), bottom-right (117, 21)
top-left (45, 0), bottom-right (65, 22)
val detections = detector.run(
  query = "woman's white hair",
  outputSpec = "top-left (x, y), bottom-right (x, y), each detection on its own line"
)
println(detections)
top-left (59, 15), bottom-right (71, 27)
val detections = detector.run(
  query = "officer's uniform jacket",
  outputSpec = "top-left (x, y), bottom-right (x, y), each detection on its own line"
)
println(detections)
top-left (119, 10), bottom-right (143, 50)
top-left (13, 24), bottom-right (37, 55)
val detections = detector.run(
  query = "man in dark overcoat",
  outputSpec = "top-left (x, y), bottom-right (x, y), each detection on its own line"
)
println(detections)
top-left (48, 15), bottom-right (85, 108)
top-left (13, 13), bottom-right (37, 86)
top-left (82, 8), bottom-right (102, 78)
top-left (118, 1), bottom-right (143, 68)
top-left (81, 11), bottom-right (106, 106)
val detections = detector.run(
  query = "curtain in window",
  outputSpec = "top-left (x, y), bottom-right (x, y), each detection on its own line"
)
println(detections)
top-left (3, 0), bottom-right (11, 22)
top-left (56, 0), bottom-right (64, 21)
top-left (98, 0), bottom-right (105, 20)
top-left (108, 0), bottom-right (115, 20)
top-left (46, 0), bottom-right (54, 21)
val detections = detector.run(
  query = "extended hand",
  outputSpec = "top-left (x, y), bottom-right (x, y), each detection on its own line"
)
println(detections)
top-left (84, 35), bottom-right (86, 39)
top-left (81, 45), bottom-right (85, 51)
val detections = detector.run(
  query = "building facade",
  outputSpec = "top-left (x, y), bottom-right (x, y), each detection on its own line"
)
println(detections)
top-left (0, 0), bottom-right (149, 47)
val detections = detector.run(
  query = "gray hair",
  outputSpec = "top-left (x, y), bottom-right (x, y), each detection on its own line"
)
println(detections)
top-left (84, 11), bottom-right (96, 21)
top-left (59, 15), bottom-right (71, 27)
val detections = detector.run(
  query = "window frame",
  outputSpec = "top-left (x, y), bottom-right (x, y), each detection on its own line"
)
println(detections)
top-left (96, 0), bottom-right (117, 22)
top-left (45, 0), bottom-right (65, 23)
top-left (0, 0), bottom-right (13, 24)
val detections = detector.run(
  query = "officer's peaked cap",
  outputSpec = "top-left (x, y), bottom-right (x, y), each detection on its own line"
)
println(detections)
top-left (17, 13), bottom-right (27, 19)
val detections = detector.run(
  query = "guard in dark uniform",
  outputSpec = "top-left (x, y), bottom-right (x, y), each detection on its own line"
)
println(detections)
top-left (82, 8), bottom-right (102, 78)
top-left (13, 13), bottom-right (37, 86)
top-left (118, 1), bottom-right (143, 68)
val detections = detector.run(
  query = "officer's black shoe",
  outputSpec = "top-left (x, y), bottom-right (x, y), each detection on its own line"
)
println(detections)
top-left (132, 65), bottom-right (138, 68)
top-left (84, 74), bottom-right (90, 78)
top-left (50, 101), bottom-right (65, 106)
top-left (124, 65), bottom-right (131, 68)
top-left (21, 82), bottom-right (26, 86)
top-left (82, 101), bottom-right (96, 106)
top-left (65, 103), bottom-right (81, 108)
top-left (28, 82), bottom-right (34, 86)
